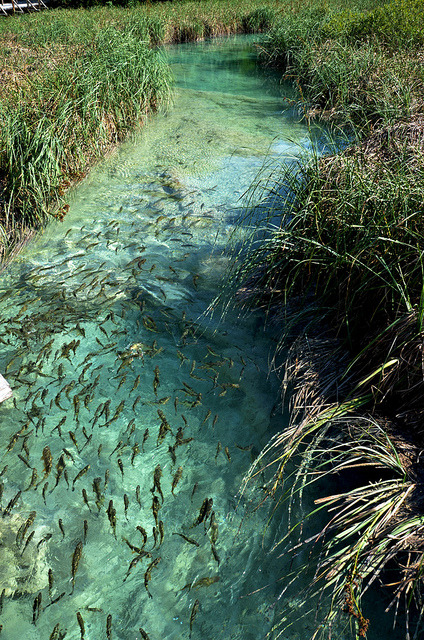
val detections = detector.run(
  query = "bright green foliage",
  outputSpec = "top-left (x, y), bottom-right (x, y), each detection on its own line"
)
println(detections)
top-left (322, 0), bottom-right (424, 48)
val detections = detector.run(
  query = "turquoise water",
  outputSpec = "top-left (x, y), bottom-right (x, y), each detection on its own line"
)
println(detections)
top-left (0, 37), bottom-right (399, 640)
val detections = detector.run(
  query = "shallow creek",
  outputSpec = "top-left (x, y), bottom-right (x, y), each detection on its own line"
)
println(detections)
top-left (0, 36), bottom-right (401, 640)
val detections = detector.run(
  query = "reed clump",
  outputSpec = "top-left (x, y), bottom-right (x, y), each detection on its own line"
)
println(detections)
top-left (260, 0), bottom-right (424, 127)
top-left (228, 0), bottom-right (424, 636)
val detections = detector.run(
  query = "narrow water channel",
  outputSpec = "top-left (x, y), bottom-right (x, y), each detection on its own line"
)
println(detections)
top-left (0, 36), bottom-right (397, 640)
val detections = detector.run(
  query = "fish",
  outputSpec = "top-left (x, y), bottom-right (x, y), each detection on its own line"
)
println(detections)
top-left (107, 500), bottom-right (117, 539)
top-left (21, 436), bottom-right (30, 458)
top-left (152, 496), bottom-right (161, 526)
top-left (93, 477), bottom-right (104, 510)
top-left (191, 498), bottom-right (213, 528)
top-left (16, 510), bottom-right (36, 546)
top-left (211, 543), bottom-right (220, 565)
top-left (122, 537), bottom-right (147, 555)
top-left (158, 520), bottom-right (164, 547)
top-left (6, 431), bottom-right (20, 453)
top-left (132, 395), bottom-right (141, 411)
top-left (172, 532), bottom-right (199, 547)
top-left (151, 465), bottom-right (164, 502)
top-left (131, 375), bottom-right (141, 393)
top-left (63, 448), bottom-right (75, 462)
top-left (42, 483), bottom-right (49, 505)
top-left (136, 525), bottom-right (148, 547)
top-left (171, 466), bottom-right (183, 495)
top-left (123, 553), bottom-right (144, 582)
top-left (153, 366), bottom-right (160, 396)
top-left (142, 429), bottom-right (149, 452)
top-left (102, 400), bottom-right (111, 423)
top-left (58, 518), bottom-right (65, 539)
top-left (212, 414), bottom-right (218, 429)
top-left (83, 519), bottom-right (88, 544)
top-left (51, 416), bottom-right (66, 437)
top-left (54, 393), bottom-right (66, 411)
top-left (64, 380), bottom-right (76, 402)
top-left (124, 494), bottom-right (129, 519)
top-left (224, 446), bottom-right (231, 462)
top-left (82, 489), bottom-right (91, 511)
top-left (44, 591), bottom-right (66, 610)
top-left (21, 530), bottom-right (35, 555)
top-left (80, 433), bottom-right (92, 453)
top-left (49, 623), bottom-right (60, 640)
top-left (131, 443), bottom-right (139, 466)
top-left (69, 431), bottom-right (79, 451)
top-left (37, 532), bottom-right (52, 549)
top-left (191, 576), bottom-right (220, 590)
top-left (73, 394), bottom-right (80, 421)
top-left (190, 482), bottom-right (198, 502)
top-left (139, 629), bottom-right (151, 640)
top-left (117, 458), bottom-right (124, 480)
top-left (32, 592), bottom-right (42, 624)
top-left (106, 614), bottom-right (112, 640)
top-left (144, 557), bottom-right (161, 598)
top-left (3, 490), bottom-right (21, 517)
top-left (109, 440), bottom-right (123, 458)
top-left (125, 418), bottom-right (136, 436)
top-left (143, 316), bottom-right (158, 332)
top-left (135, 485), bottom-right (142, 508)
top-left (168, 445), bottom-right (176, 465)
top-left (71, 541), bottom-right (83, 592)
top-left (117, 374), bottom-right (127, 391)
top-left (48, 568), bottom-right (54, 597)
top-left (215, 442), bottom-right (222, 461)
top-left (42, 446), bottom-right (53, 477)
top-left (18, 453), bottom-right (31, 469)
top-left (189, 599), bottom-right (200, 638)
top-left (76, 611), bottom-right (85, 639)
top-left (72, 465), bottom-right (90, 491)
top-left (209, 512), bottom-right (218, 545)
top-left (177, 350), bottom-right (188, 366)
top-left (201, 409), bottom-right (211, 426)
top-left (108, 400), bottom-right (125, 425)
top-left (152, 526), bottom-right (157, 549)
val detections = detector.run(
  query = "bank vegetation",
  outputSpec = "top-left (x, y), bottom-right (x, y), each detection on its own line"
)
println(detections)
top-left (227, 0), bottom-right (424, 637)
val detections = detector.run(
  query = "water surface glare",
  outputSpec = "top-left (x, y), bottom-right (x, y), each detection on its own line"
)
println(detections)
top-left (0, 37), bottom-right (380, 640)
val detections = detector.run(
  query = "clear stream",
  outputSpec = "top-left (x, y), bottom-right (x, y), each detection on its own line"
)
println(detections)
top-left (0, 37), bottom-right (401, 640)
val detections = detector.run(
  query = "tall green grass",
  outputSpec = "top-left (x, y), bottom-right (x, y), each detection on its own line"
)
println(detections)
top-left (260, 0), bottom-right (424, 127)
top-left (223, 0), bottom-right (424, 636)
top-left (0, 21), bottom-right (172, 259)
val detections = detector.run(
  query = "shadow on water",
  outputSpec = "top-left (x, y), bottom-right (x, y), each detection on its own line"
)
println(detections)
top-left (0, 35), bottom-right (403, 640)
